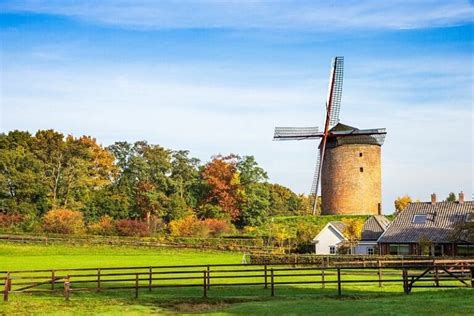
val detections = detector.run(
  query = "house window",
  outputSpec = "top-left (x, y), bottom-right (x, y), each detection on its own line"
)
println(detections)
top-left (367, 248), bottom-right (374, 255)
top-left (413, 214), bottom-right (427, 224)
top-left (359, 152), bottom-right (363, 157)
top-left (458, 245), bottom-right (474, 256)
top-left (360, 167), bottom-right (364, 172)
top-left (329, 246), bottom-right (336, 254)
top-left (389, 244), bottom-right (410, 255)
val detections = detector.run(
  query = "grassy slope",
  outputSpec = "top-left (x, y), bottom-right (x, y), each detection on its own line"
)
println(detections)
top-left (0, 242), bottom-right (241, 271)
top-left (1, 242), bottom-right (472, 315)
top-left (272, 214), bottom-right (395, 227)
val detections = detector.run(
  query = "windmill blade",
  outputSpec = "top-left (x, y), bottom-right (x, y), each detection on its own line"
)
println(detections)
top-left (310, 148), bottom-right (322, 213)
top-left (327, 56), bottom-right (344, 128)
top-left (273, 127), bottom-right (321, 140)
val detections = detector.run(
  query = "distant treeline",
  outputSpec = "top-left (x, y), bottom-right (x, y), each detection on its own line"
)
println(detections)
top-left (0, 130), bottom-right (313, 232)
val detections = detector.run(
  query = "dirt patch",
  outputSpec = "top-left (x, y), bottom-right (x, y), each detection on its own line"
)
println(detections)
top-left (157, 298), bottom-right (258, 313)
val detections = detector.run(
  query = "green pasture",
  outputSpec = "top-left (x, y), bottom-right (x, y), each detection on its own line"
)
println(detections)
top-left (0, 241), bottom-right (473, 315)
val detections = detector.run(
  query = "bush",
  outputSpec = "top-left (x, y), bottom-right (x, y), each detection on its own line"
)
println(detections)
top-left (202, 218), bottom-right (234, 237)
top-left (0, 213), bottom-right (23, 229)
top-left (169, 216), bottom-right (234, 238)
top-left (169, 216), bottom-right (209, 238)
top-left (88, 215), bottom-right (116, 236)
top-left (42, 209), bottom-right (85, 235)
top-left (115, 219), bottom-right (150, 237)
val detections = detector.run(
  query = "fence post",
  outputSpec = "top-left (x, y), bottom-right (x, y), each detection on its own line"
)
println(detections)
top-left (63, 275), bottom-right (70, 301)
top-left (149, 267), bottom-right (152, 292)
top-left (378, 260), bottom-right (383, 288)
top-left (135, 273), bottom-right (139, 299)
top-left (203, 270), bottom-right (207, 298)
top-left (470, 268), bottom-right (474, 288)
top-left (207, 265), bottom-right (211, 290)
top-left (3, 273), bottom-right (10, 302)
top-left (321, 268), bottom-right (325, 289)
top-left (264, 265), bottom-right (268, 289)
top-left (337, 268), bottom-right (342, 296)
top-left (51, 270), bottom-right (55, 290)
top-left (97, 269), bottom-right (101, 292)
top-left (7, 274), bottom-right (11, 293)
top-left (402, 269), bottom-right (409, 294)
top-left (270, 268), bottom-right (274, 297)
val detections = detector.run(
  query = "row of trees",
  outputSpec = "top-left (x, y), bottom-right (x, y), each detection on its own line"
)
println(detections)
top-left (0, 130), bottom-right (313, 232)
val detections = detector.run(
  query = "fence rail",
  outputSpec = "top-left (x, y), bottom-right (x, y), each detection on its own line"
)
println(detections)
top-left (2, 260), bottom-right (473, 302)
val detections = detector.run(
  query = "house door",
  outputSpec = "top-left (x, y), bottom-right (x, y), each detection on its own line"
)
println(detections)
top-left (434, 244), bottom-right (444, 256)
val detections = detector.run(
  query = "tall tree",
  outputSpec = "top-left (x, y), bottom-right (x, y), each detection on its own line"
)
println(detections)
top-left (200, 155), bottom-right (242, 221)
top-left (236, 156), bottom-right (270, 227)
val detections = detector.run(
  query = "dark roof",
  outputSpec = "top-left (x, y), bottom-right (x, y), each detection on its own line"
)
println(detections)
top-left (329, 221), bottom-right (347, 234)
top-left (324, 122), bottom-right (387, 148)
top-left (361, 216), bottom-right (390, 241)
top-left (378, 201), bottom-right (474, 244)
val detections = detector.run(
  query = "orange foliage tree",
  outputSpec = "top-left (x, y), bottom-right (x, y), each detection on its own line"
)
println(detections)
top-left (201, 155), bottom-right (242, 221)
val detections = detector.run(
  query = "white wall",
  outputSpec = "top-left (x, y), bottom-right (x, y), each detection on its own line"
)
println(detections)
top-left (314, 225), bottom-right (346, 255)
top-left (354, 242), bottom-right (377, 255)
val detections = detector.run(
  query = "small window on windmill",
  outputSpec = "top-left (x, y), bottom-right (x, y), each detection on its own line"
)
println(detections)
top-left (359, 152), bottom-right (363, 157)
top-left (412, 214), bottom-right (427, 224)
top-left (360, 167), bottom-right (364, 172)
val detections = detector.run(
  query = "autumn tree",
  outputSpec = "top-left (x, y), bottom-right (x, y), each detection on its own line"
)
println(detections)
top-left (200, 155), bottom-right (242, 221)
top-left (340, 218), bottom-right (365, 254)
top-left (394, 195), bottom-right (412, 214)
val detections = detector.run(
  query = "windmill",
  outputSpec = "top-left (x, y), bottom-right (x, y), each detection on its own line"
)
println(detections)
top-left (273, 57), bottom-right (387, 216)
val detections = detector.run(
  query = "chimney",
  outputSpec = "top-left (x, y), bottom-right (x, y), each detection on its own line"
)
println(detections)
top-left (431, 193), bottom-right (437, 204)
top-left (459, 191), bottom-right (464, 204)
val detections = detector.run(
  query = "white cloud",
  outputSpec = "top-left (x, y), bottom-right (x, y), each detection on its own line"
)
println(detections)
top-left (1, 0), bottom-right (473, 30)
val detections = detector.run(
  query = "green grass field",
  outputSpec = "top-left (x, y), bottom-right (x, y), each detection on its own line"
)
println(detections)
top-left (0, 241), bottom-right (473, 315)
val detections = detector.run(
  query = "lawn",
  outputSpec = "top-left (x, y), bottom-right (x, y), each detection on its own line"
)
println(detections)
top-left (0, 241), bottom-right (473, 315)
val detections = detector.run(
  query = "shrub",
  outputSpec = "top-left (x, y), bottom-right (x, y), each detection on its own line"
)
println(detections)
top-left (0, 213), bottom-right (23, 229)
top-left (202, 218), bottom-right (234, 237)
top-left (169, 216), bottom-right (209, 238)
top-left (169, 216), bottom-right (234, 238)
top-left (42, 209), bottom-right (85, 235)
top-left (88, 215), bottom-right (116, 236)
top-left (115, 219), bottom-right (150, 237)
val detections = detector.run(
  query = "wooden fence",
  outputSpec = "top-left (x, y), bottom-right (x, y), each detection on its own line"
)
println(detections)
top-left (2, 260), bottom-right (473, 302)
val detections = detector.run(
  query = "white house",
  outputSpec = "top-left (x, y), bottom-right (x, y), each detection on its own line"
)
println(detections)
top-left (312, 216), bottom-right (391, 255)
top-left (312, 221), bottom-right (347, 254)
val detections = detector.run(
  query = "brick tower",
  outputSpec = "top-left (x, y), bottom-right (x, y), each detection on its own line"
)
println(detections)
top-left (321, 123), bottom-right (384, 215)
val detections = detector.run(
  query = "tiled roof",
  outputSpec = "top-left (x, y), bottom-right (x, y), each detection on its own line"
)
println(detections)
top-left (378, 201), bottom-right (474, 243)
top-left (361, 216), bottom-right (390, 241)
top-left (329, 221), bottom-right (346, 234)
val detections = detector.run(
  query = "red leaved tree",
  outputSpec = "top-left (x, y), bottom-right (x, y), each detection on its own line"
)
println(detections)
top-left (201, 155), bottom-right (242, 221)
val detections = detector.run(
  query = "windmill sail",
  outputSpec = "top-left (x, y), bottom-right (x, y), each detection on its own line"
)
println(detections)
top-left (309, 148), bottom-right (321, 212)
top-left (328, 57), bottom-right (344, 128)
top-left (271, 56), bottom-right (348, 216)
top-left (273, 127), bottom-right (321, 140)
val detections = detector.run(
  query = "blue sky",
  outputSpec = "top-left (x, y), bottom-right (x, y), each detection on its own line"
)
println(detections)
top-left (1, 1), bottom-right (473, 212)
